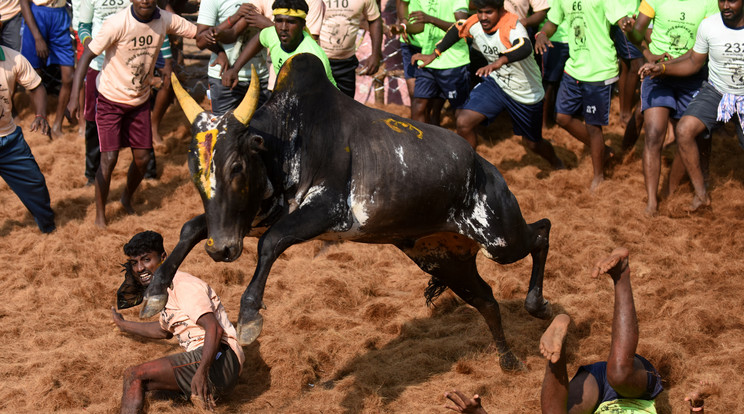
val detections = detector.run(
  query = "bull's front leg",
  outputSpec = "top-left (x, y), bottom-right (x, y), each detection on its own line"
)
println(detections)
top-left (237, 204), bottom-right (342, 345)
top-left (524, 218), bottom-right (552, 320)
top-left (140, 214), bottom-right (208, 318)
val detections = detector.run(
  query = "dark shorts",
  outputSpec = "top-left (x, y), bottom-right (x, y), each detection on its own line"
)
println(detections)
top-left (556, 72), bottom-right (614, 126)
top-left (84, 68), bottom-right (99, 122)
top-left (541, 41), bottom-right (569, 83)
top-left (463, 76), bottom-right (543, 142)
top-left (329, 55), bottom-right (359, 98)
top-left (414, 65), bottom-right (470, 109)
top-left (21, 4), bottom-right (74, 68)
top-left (166, 343), bottom-right (241, 399)
top-left (576, 354), bottom-right (663, 407)
top-left (400, 43), bottom-right (421, 80)
top-left (611, 25), bottom-right (643, 61)
top-left (1, 12), bottom-right (23, 52)
top-left (208, 76), bottom-right (271, 117)
top-left (684, 81), bottom-right (744, 148)
top-left (95, 94), bottom-right (152, 152)
top-left (640, 70), bottom-right (707, 118)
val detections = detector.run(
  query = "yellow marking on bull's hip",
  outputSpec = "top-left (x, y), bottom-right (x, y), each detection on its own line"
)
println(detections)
top-left (383, 118), bottom-right (423, 139)
top-left (345, 146), bottom-right (350, 152)
top-left (195, 129), bottom-right (219, 199)
top-left (207, 238), bottom-right (214, 247)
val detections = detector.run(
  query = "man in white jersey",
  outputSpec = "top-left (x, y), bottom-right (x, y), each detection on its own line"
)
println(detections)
top-left (67, 0), bottom-right (197, 228)
top-left (412, 0), bottom-right (564, 169)
top-left (639, 0), bottom-right (744, 212)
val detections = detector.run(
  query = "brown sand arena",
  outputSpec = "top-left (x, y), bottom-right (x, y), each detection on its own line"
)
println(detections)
top-left (1, 64), bottom-right (743, 413)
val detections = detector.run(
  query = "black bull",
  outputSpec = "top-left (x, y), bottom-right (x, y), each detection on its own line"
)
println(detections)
top-left (141, 53), bottom-right (552, 371)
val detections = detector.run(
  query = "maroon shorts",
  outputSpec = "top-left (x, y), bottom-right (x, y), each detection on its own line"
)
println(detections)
top-left (84, 68), bottom-right (99, 122)
top-left (95, 94), bottom-right (152, 152)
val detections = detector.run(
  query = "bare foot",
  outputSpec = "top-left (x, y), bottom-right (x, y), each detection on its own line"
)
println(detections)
top-left (120, 196), bottom-right (136, 215)
top-left (688, 194), bottom-right (711, 212)
top-left (94, 215), bottom-right (107, 228)
top-left (685, 380), bottom-right (719, 410)
top-left (444, 390), bottom-right (487, 414)
top-left (644, 202), bottom-right (658, 217)
top-left (590, 175), bottom-right (604, 192)
top-left (591, 247), bottom-right (630, 281)
top-left (51, 125), bottom-right (63, 139)
top-left (540, 314), bottom-right (570, 364)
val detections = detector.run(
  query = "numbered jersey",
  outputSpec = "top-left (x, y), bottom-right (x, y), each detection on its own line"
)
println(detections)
top-left (469, 20), bottom-right (544, 104)
top-left (79, 0), bottom-right (130, 71)
top-left (319, 0), bottom-right (381, 59)
top-left (410, 0), bottom-right (470, 70)
top-left (547, 0), bottom-right (632, 82)
top-left (639, 0), bottom-right (719, 58)
top-left (695, 13), bottom-right (744, 95)
top-left (88, 6), bottom-right (196, 106)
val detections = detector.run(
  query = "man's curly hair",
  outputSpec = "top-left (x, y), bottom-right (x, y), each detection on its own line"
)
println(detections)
top-left (123, 231), bottom-right (165, 257)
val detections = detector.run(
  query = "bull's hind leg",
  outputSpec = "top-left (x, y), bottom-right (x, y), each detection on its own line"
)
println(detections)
top-left (398, 233), bottom-right (524, 372)
top-left (524, 218), bottom-right (552, 320)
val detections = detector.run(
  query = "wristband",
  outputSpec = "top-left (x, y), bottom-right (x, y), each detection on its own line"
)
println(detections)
top-left (227, 16), bottom-right (232, 25)
top-left (35, 114), bottom-right (47, 121)
top-left (661, 63), bottom-right (666, 74)
top-left (536, 31), bottom-right (547, 38)
top-left (400, 23), bottom-right (407, 33)
top-left (434, 48), bottom-right (442, 57)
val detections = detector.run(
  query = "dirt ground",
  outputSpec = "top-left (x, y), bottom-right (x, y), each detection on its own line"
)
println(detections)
top-left (1, 61), bottom-right (743, 413)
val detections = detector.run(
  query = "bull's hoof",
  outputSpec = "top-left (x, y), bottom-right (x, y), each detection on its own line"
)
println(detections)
top-left (237, 313), bottom-right (264, 346)
top-left (139, 294), bottom-right (168, 318)
top-left (525, 291), bottom-right (552, 320)
top-left (499, 350), bottom-right (525, 372)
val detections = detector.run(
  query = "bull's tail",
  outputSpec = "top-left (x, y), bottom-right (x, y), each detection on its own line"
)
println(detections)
top-left (424, 275), bottom-right (448, 306)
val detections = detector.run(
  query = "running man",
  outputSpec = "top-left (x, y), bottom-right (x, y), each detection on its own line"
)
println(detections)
top-left (638, 0), bottom-right (744, 212)
top-left (628, 0), bottom-right (719, 215)
top-left (535, 0), bottom-right (635, 191)
top-left (443, 248), bottom-right (664, 413)
top-left (68, 0), bottom-right (197, 228)
top-left (411, 0), bottom-right (564, 169)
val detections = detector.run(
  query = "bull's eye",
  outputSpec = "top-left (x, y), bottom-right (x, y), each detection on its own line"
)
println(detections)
top-left (231, 163), bottom-right (244, 176)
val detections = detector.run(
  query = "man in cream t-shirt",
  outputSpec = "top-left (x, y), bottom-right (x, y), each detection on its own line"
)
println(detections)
top-left (67, 0), bottom-right (197, 228)
top-left (112, 231), bottom-right (244, 412)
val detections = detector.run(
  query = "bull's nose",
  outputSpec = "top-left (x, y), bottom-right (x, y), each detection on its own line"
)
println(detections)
top-left (205, 241), bottom-right (241, 262)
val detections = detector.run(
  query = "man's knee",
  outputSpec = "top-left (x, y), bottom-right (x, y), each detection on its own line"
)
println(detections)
top-left (555, 113), bottom-right (571, 128)
top-left (676, 116), bottom-right (706, 146)
top-left (123, 365), bottom-right (145, 387)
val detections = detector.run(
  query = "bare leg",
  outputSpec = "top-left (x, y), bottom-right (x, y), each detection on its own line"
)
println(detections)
top-left (684, 381), bottom-right (719, 414)
top-left (95, 150), bottom-right (120, 228)
top-left (641, 107), bottom-right (671, 215)
top-left (523, 138), bottom-right (566, 170)
top-left (675, 115), bottom-right (710, 210)
top-left (429, 97), bottom-right (445, 126)
top-left (622, 105), bottom-right (643, 152)
top-left (618, 58), bottom-right (642, 126)
top-left (121, 357), bottom-right (180, 414)
top-left (543, 82), bottom-right (558, 129)
top-left (120, 148), bottom-right (151, 215)
top-left (52, 65), bottom-right (75, 138)
top-left (586, 124), bottom-right (606, 191)
top-left (411, 97), bottom-right (429, 123)
top-left (591, 247), bottom-right (648, 398)
top-left (150, 80), bottom-right (173, 145)
top-left (456, 109), bottom-right (486, 149)
top-left (540, 314), bottom-right (599, 414)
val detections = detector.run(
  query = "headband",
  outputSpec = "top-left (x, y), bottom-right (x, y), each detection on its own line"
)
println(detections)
top-left (272, 8), bottom-right (307, 19)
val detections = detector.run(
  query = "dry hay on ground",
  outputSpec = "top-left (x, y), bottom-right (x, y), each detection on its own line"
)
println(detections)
top-left (0, 85), bottom-right (742, 413)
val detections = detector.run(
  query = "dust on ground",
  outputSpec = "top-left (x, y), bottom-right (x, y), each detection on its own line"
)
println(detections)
top-left (0, 71), bottom-right (742, 413)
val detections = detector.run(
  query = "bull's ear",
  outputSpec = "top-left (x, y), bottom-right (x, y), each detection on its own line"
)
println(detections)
top-left (249, 135), bottom-right (266, 153)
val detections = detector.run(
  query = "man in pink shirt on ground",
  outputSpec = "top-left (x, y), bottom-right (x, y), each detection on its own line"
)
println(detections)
top-left (112, 231), bottom-right (244, 412)
top-left (67, 0), bottom-right (197, 228)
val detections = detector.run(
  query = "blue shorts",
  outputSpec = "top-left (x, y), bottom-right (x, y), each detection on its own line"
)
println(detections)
top-left (400, 43), bottom-right (421, 80)
top-left (541, 41), bottom-right (569, 83)
top-left (611, 25), bottom-right (643, 61)
top-left (21, 3), bottom-right (74, 68)
top-left (463, 76), bottom-right (543, 142)
top-left (576, 355), bottom-right (663, 407)
top-left (414, 65), bottom-right (470, 109)
top-left (640, 70), bottom-right (707, 118)
top-left (555, 72), bottom-right (614, 126)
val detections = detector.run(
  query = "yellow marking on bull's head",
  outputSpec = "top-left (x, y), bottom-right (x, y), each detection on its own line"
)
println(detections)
top-left (345, 146), bottom-right (350, 153)
top-left (383, 118), bottom-right (423, 139)
top-left (207, 238), bottom-right (214, 247)
top-left (195, 128), bottom-right (219, 199)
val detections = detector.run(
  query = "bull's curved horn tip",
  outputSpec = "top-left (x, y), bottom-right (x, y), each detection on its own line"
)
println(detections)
top-left (171, 72), bottom-right (204, 124)
top-left (233, 65), bottom-right (260, 125)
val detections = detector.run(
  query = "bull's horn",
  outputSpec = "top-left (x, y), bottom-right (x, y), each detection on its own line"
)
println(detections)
top-left (171, 72), bottom-right (203, 124)
top-left (233, 65), bottom-right (260, 125)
